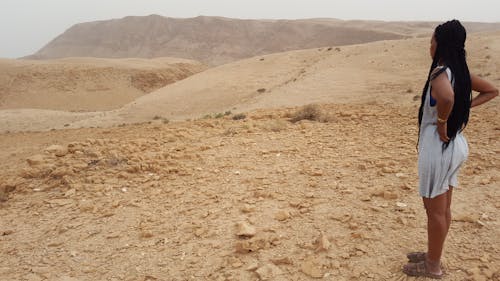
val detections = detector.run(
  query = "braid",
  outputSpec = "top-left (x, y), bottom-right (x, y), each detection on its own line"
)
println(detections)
top-left (417, 20), bottom-right (471, 150)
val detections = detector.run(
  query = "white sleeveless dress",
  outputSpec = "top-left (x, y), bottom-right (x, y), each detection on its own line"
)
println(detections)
top-left (418, 67), bottom-right (469, 198)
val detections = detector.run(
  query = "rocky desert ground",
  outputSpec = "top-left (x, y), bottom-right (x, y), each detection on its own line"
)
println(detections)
top-left (0, 19), bottom-right (499, 281)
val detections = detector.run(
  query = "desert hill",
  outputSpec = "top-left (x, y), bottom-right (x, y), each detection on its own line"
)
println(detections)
top-left (0, 57), bottom-right (207, 111)
top-left (26, 15), bottom-right (406, 65)
top-left (69, 31), bottom-right (500, 129)
top-left (27, 15), bottom-right (500, 66)
top-left (299, 19), bottom-right (500, 37)
top-left (2, 31), bottom-right (499, 133)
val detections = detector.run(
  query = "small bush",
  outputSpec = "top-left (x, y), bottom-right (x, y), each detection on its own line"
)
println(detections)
top-left (153, 115), bottom-right (169, 124)
top-left (204, 111), bottom-right (232, 119)
top-left (290, 104), bottom-right (327, 123)
top-left (232, 113), bottom-right (247, 120)
top-left (257, 88), bottom-right (266, 93)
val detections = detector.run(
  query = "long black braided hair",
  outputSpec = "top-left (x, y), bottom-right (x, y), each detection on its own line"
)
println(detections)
top-left (418, 20), bottom-right (472, 149)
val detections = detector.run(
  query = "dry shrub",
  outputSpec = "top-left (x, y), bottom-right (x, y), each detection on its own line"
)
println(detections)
top-left (153, 115), bottom-right (169, 124)
top-left (290, 104), bottom-right (332, 123)
top-left (232, 113), bottom-right (246, 120)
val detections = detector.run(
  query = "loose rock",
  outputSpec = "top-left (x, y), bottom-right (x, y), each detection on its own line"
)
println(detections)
top-left (301, 257), bottom-right (324, 278)
top-left (45, 145), bottom-right (68, 157)
top-left (236, 222), bottom-right (257, 237)
top-left (256, 263), bottom-right (282, 280)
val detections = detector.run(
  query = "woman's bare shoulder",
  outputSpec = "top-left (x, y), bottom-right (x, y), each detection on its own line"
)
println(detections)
top-left (430, 65), bottom-right (447, 81)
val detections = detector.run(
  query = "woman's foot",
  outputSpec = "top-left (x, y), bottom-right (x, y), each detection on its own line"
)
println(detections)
top-left (403, 260), bottom-right (443, 279)
top-left (407, 251), bottom-right (426, 263)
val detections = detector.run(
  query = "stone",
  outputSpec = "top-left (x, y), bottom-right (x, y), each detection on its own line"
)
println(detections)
top-left (454, 214), bottom-right (477, 223)
top-left (383, 191), bottom-right (398, 200)
top-left (194, 228), bottom-right (205, 237)
top-left (396, 202), bottom-right (407, 208)
top-left (45, 145), bottom-right (68, 157)
top-left (395, 173), bottom-right (407, 178)
top-left (301, 258), bottom-right (324, 278)
top-left (315, 233), bottom-right (331, 252)
top-left (235, 238), bottom-right (268, 253)
top-left (79, 201), bottom-right (95, 212)
top-left (480, 177), bottom-right (491, 185)
top-left (67, 142), bottom-right (84, 153)
top-left (229, 257), bottom-right (243, 268)
top-left (50, 167), bottom-right (73, 178)
top-left (26, 154), bottom-right (46, 166)
top-left (369, 188), bottom-right (385, 197)
top-left (311, 170), bottom-right (323, 176)
top-left (241, 204), bottom-right (256, 213)
top-left (382, 167), bottom-right (393, 173)
top-left (236, 222), bottom-right (256, 237)
top-left (355, 245), bottom-right (369, 253)
top-left (271, 256), bottom-right (293, 265)
top-left (140, 230), bottom-right (154, 238)
top-left (246, 261), bottom-right (259, 271)
top-left (397, 217), bottom-right (408, 226)
top-left (2, 230), bottom-right (14, 236)
top-left (256, 263), bottom-right (282, 280)
top-left (275, 210), bottom-right (291, 221)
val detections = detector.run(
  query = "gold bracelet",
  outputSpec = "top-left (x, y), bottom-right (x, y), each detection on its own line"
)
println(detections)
top-left (437, 117), bottom-right (447, 123)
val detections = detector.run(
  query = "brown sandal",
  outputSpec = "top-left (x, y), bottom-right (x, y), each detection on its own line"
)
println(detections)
top-left (403, 261), bottom-right (443, 279)
top-left (407, 251), bottom-right (426, 263)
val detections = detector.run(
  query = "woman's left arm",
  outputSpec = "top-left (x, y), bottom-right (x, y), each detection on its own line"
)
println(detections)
top-left (471, 74), bottom-right (499, 107)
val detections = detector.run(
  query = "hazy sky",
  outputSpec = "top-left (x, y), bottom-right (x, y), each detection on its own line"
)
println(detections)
top-left (1, 0), bottom-right (499, 58)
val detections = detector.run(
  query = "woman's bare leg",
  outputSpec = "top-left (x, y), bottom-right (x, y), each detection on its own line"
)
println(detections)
top-left (445, 187), bottom-right (453, 232)
top-left (422, 190), bottom-right (451, 275)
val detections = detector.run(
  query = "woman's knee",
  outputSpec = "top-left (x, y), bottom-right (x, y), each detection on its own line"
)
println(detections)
top-left (427, 209), bottom-right (447, 222)
top-left (425, 203), bottom-right (448, 221)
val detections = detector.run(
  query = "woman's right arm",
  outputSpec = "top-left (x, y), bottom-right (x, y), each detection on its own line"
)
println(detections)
top-left (471, 74), bottom-right (499, 107)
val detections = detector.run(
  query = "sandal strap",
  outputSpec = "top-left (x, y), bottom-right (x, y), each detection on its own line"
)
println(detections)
top-left (403, 261), bottom-right (443, 279)
top-left (407, 252), bottom-right (426, 263)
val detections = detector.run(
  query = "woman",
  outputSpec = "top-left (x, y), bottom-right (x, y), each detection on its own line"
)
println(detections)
top-left (403, 20), bottom-right (498, 279)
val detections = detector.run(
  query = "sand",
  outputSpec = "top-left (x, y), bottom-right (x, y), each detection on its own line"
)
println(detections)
top-left (0, 57), bottom-right (207, 112)
top-left (0, 103), bottom-right (498, 280)
top-left (2, 32), bottom-right (499, 133)
top-left (0, 27), bottom-right (499, 281)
